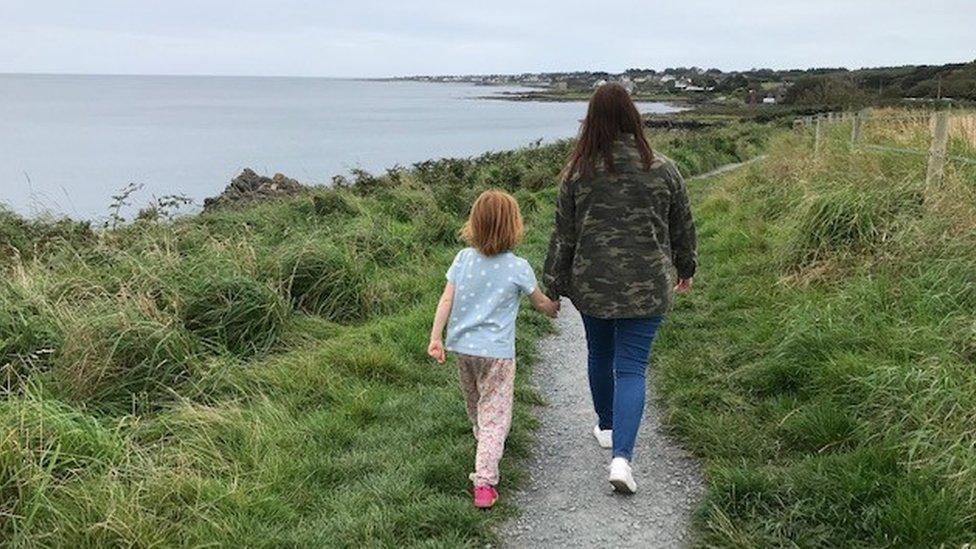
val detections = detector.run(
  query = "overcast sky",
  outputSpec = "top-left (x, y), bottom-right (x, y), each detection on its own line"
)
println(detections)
top-left (2, 1), bottom-right (974, 77)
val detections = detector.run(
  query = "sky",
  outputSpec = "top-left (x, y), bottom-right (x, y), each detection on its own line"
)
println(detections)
top-left (1, 0), bottom-right (974, 77)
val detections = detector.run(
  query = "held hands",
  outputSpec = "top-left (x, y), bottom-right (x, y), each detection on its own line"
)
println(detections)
top-left (427, 338), bottom-right (446, 364)
top-left (539, 299), bottom-right (560, 319)
top-left (674, 278), bottom-right (693, 294)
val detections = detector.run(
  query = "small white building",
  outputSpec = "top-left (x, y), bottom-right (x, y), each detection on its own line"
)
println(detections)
top-left (592, 78), bottom-right (608, 88)
top-left (619, 77), bottom-right (635, 94)
top-left (762, 96), bottom-right (777, 104)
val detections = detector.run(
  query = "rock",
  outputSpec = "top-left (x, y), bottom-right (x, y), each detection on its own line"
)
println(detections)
top-left (203, 168), bottom-right (306, 212)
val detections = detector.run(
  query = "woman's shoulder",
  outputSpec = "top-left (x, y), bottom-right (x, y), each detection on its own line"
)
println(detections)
top-left (649, 152), bottom-right (678, 173)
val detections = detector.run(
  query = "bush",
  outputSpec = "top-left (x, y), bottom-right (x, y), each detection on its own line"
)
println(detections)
top-left (521, 168), bottom-right (555, 192)
top-left (181, 275), bottom-right (289, 357)
top-left (53, 302), bottom-right (200, 412)
top-left (374, 187), bottom-right (438, 223)
top-left (278, 241), bottom-right (369, 323)
top-left (312, 191), bottom-right (358, 218)
top-left (514, 189), bottom-right (542, 214)
top-left (0, 206), bottom-right (94, 264)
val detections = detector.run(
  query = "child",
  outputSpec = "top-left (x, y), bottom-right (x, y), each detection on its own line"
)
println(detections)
top-left (427, 189), bottom-right (559, 509)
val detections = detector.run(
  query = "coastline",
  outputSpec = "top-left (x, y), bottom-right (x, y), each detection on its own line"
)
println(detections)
top-left (476, 89), bottom-right (694, 104)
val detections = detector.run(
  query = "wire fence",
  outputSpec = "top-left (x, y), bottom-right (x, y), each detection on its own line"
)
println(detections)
top-left (793, 109), bottom-right (976, 187)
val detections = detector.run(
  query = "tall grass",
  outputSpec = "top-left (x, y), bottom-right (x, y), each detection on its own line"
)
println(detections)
top-left (655, 115), bottom-right (976, 546)
top-left (0, 124), bottom-right (769, 546)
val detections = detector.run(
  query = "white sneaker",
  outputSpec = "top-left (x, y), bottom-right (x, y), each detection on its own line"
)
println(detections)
top-left (609, 457), bottom-right (636, 494)
top-left (592, 425), bottom-right (612, 449)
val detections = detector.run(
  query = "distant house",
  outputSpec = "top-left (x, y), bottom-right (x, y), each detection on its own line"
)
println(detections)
top-left (619, 77), bottom-right (635, 94)
top-left (660, 74), bottom-right (676, 83)
top-left (593, 79), bottom-right (608, 88)
top-left (674, 78), bottom-right (691, 90)
top-left (762, 96), bottom-right (777, 104)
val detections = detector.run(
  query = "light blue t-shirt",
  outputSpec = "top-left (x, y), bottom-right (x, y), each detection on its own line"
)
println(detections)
top-left (445, 247), bottom-right (537, 359)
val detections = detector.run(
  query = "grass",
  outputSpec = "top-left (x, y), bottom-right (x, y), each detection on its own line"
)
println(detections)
top-left (654, 115), bottom-right (976, 546)
top-left (0, 125), bottom-right (768, 546)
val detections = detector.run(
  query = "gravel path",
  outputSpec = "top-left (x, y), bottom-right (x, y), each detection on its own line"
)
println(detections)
top-left (498, 300), bottom-right (704, 548)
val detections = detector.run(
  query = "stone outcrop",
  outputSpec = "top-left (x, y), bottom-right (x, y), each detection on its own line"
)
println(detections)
top-left (203, 169), bottom-right (305, 211)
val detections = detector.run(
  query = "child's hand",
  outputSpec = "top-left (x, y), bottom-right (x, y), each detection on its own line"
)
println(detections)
top-left (427, 338), bottom-right (446, 364)
top-left (540, 299), bottom-right (560, 319)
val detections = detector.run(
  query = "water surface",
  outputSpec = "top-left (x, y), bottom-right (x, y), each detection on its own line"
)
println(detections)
top-left (0, 74), bottom-right (680, 220)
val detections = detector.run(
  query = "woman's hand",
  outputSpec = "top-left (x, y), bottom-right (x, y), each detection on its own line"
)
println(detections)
top-left (427, 338), bottom-right (446, 364)
top-left (674, 278), bottom-right (693, 294)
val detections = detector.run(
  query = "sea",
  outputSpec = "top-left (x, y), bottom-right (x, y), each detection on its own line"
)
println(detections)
top-left (0, 74), bottom-right (681, 220)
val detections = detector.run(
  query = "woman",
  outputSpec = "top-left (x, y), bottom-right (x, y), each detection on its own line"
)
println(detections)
top-left (542, 83), bottom-right (697, 494)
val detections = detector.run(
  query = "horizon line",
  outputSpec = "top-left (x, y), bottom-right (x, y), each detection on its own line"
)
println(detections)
top-left (2, 57), bottom-right (973, 80)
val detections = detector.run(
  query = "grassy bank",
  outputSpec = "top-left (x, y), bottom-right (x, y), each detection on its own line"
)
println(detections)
top-left (0, 124), bottom-right (768, 546)
top-left (656, 116), bottom-right (976, 545)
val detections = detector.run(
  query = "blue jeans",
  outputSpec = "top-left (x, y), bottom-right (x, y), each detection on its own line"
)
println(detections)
top-left (580, 313), bottom-right (664, 461)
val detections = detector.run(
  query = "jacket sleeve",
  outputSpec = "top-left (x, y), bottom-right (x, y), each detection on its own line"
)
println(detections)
top-left (667, 164), bottom-right (698, 279)
top-left (542, 180), bottom-right (576, 299)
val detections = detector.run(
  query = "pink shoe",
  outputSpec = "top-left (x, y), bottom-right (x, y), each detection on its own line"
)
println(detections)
top-left (473, 485), bottom-right (498, 508)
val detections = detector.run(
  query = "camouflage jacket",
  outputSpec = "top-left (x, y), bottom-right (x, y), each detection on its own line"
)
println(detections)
top-left (542, 136), bottom-right (697, 318)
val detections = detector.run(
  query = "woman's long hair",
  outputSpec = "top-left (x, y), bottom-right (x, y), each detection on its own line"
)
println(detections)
top-left (561, 82), bottom-right (654, 182)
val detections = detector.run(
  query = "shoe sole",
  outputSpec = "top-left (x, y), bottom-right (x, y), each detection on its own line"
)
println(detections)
top-left (609, 476), bottom-right (636, 494)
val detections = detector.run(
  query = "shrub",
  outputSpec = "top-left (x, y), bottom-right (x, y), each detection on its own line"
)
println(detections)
top-left (312, 191), bottom-right (358, 218)
top-left (432, 183), bottom-right (476, 217)
top-left (181, 275), bottom-right (289, 357)
top-left (375, 187), bottom-right (438, 223)
top-left (278, 241), bottom-right (369, 323)
top-left (514, 189), bottom-right (542, 214)
top-left (521, 168), bottom-right (555, 192)
top-left (0, 206), bottom-right (94, 264)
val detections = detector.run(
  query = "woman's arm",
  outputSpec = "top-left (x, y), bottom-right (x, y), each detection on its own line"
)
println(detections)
top-left (427, 281), bottom-right (455, 363)
top-left (542, 180), bottom-right (576, 299)
top-left (667, 165), bottom-right (697, 289)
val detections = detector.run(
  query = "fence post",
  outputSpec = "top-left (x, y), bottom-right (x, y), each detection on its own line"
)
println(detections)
top-left (814, 115), bottom-right (824, 156)
top-left (850, 108), bottom-right (868, 147)
top-left (925, 111), bottom-right (950, 188)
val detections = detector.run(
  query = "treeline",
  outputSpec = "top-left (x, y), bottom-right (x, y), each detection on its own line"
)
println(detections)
top-left (622, 60), bottom-right (976, 105)
top-left (783, 61), bottom-right (976, 105)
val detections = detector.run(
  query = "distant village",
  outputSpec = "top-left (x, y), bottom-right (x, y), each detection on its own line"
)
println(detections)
top-left (399, 67), bottom-right (792, 104)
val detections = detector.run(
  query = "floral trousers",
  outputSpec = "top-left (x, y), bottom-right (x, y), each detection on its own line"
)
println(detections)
top-left (456, 353), bottom-right (516, 487)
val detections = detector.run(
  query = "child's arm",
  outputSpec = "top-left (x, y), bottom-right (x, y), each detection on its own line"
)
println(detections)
top-left (528, 288), bottom-right (560, 319)
top-left (427, 282), bottom-right (456, 364)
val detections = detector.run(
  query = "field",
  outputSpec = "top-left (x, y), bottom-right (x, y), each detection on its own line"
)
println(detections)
top-left (0, 124), bottom-right (768, 547)
top-left (656, 116), bottom-right (976, 545)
